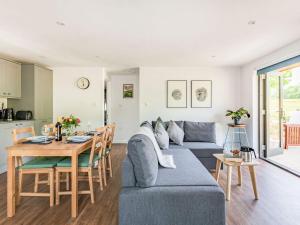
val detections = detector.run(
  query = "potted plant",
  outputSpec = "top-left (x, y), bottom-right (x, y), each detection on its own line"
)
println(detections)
top-left (62, 115), bottom-right (81, 136)
top-left (226, 107), bottom-right (250, 125)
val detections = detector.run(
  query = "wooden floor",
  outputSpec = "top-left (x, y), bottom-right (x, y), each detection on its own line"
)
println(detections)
top-left (1, 144), bottom-right (300, 225)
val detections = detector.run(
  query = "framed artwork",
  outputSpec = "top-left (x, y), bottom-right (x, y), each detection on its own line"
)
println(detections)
top-left (123, 84), bottom-right (134, 98)
top-left (191, 80), bottom-right (212, 108)
top-left (167, 80), bottom-right (187, 108)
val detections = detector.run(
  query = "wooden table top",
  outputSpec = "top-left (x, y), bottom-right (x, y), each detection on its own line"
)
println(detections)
top-left (6, 139), bottom-right (93, 156)
top-left (213, 153), bottom-right (260, 166)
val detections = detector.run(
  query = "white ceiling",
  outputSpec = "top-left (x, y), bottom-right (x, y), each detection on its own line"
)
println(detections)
top-left (0, 0), bottom-right (300, 67)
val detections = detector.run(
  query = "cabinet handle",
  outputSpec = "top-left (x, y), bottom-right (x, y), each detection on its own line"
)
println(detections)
top-left (3, 92), bottom-right (7, 95)
top-left (7, 93), bottom-right (11, 95)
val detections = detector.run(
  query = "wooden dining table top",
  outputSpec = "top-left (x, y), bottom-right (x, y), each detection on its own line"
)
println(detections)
top-left (6, 138), bottom-right (93, 156)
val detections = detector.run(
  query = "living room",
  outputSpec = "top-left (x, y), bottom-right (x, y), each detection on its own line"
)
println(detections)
top-left (0, 1), bottom-right (300, 225)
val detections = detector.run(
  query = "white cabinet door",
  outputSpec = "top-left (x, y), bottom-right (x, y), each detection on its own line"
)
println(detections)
top-left (5, 61), bottom-right (21, 98)
top-left (34, 66), bottom-right (53, 120)
top-left (0, 121), bottom-right (35, 174)
top-left (0, 59), bottom-right (7, 97)
top-left (0, 124), bottom-right (14, 174)
top-left (0, 59), bottom-right (21, 98)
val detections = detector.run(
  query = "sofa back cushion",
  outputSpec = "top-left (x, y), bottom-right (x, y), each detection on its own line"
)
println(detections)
top-left (184, 121), bottom-right (216, 143)
top-left (127, 134), bottom-right (158, 187)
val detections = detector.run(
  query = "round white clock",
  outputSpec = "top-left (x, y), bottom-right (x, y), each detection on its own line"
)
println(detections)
top-left (77, 77), bottom-right (90, 89)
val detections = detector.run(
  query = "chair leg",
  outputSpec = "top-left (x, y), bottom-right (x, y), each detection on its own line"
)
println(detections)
top-left (108, 154), bottom-right (113, 178)
top-left (98, 162), bottom-right (103, 191)
top-left (56, 170), bottom-right (60, 205)
top-left (17, 170), bottom-right (23, 205)
top-left (102, 158), bottom-right (107, 186)
top-left (88, 169), bottom-right (95, 204)
top-left (66, 172), bottom-right (70, 191)
top-left (49, 171), bottom-right (54, 207)
top-left (34, 174), bottom-right (39, 192)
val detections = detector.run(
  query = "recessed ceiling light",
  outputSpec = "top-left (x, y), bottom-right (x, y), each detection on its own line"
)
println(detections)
top-left (211, 55), bottom-right (216, 58)
top-left (248, 20), bottom-right (256, 25)
top-left (56, 21), bottom-right (65, 26)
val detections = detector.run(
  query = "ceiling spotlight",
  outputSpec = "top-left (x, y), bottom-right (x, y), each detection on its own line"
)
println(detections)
top-left (56, 21), bottom-right (65, 26)
top-left (211, 55), bottom-right (216, 58)
top-left (248, 20), bottom-right (256, 25)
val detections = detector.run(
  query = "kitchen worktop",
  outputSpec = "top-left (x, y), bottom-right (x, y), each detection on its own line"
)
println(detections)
top-left (0, 120), bottom-right (35, 125)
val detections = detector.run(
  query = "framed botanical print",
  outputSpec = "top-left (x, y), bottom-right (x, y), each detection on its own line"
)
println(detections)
top-left (191, 80), bottom-right (212, 108)
top-left (123, 84), bottom-right (134, 98)
top-left (167, 80), bottom-right (187, 108)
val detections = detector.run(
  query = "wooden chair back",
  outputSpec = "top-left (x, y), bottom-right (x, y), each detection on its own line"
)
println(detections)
top-left (12, 127), bottom-right (35, 144)
top-left (106, 123), bottom-right (116, 149)
top-left (88, 127), bottom-right (108, 167)
top-left (44, 124), bottom-right (56, 136)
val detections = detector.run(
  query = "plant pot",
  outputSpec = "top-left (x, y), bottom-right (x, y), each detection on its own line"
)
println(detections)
top-left (234, 118), bottom-right (241, 125)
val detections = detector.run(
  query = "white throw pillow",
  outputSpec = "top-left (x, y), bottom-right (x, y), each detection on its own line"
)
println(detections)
top-left (167, 120), bottom-right (184, 146)
top-left (154, 121), bottom-right (169, 150)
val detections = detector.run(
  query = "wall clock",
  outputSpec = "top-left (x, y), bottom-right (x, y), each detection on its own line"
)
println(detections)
top-left (77, 77), bottom-right (90, 89)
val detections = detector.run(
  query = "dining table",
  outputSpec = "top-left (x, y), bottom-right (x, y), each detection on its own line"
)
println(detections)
top-left (6, 138), bottom-right (93, 218)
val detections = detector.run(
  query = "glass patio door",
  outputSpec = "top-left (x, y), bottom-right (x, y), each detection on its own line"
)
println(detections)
top-left (265, 73), bottom-right (284, 157)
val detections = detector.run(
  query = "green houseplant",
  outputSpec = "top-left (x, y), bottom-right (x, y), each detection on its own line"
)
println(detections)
top-left (226, 107), bottom-right (250, 125)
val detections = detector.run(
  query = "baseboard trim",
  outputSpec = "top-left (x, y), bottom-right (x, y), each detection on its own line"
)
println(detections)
top-left (114, 140), bottom-right (128, 144)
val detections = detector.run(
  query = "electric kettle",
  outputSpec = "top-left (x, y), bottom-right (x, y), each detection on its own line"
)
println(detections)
top-left (240, 146), bottom-right (256, 162)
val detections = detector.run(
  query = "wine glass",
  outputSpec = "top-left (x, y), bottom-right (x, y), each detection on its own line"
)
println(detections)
top-left (41, 125), bottom-right (50, 143)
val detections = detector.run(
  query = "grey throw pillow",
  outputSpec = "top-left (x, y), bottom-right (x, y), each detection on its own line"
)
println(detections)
top-left (154, 121), bottom-right (169, 150)
top-left (167, 120), bottom-right (184, 146)
top-left (184, 121), bottom-right (216, 143)
top-left (127, 134), bottom-right (159, 187)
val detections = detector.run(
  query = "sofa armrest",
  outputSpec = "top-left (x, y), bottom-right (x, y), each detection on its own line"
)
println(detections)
top-left (119, 186), bottom-right (225, 225)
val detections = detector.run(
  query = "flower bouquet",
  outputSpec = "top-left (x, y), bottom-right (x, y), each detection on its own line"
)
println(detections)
top-left (62, 115), bottom-right (81, 136)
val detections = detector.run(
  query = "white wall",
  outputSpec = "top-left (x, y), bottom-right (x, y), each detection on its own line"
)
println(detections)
top-left (139, 67), bottom-right (241, 145)
top-left (108, 73), bottom-right (139, 143)
top-left (241, 39), bottom-right (300, 151)
top-left (52, 67), bottom-right (104, 130)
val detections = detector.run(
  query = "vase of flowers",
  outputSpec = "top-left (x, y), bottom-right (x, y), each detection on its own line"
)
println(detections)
top-left (62, 115), bottom-right (81, 136)
top-left (226, 107), bottom-right (250, 125)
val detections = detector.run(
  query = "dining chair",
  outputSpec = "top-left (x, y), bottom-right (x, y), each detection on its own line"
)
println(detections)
top-left (104, 123), bottom-right (116, 179)
top-left (12, 126), bottom-right (62, 207)
top-left (42, 123), bottom-right (70, 191)
top-left (55, 127), bottom-right (107, 204)
top-left (95, 126), bottom-right (109, 188)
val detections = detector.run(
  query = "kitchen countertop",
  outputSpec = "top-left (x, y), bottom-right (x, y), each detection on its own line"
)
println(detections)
top-left (0, 120), bottom-right (35, 124)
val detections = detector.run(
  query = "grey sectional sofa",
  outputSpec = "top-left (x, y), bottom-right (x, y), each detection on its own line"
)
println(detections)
top-left (119, 121), bottom-right (225, 225)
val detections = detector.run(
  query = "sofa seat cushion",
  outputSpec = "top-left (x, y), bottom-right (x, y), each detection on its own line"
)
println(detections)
top-left (169, 142), bottom-right (223, 158)
top-left (155, 149), bottom-right (217, 186)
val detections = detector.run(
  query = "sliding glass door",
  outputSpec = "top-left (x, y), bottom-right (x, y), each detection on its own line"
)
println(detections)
top-left (259, 56), bottom-right (300, 175)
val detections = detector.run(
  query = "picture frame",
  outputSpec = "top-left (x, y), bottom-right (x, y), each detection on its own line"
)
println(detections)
top-left (191, 80), bottom-right (212, 108)
top-left (167, 80), bottom-right (187, 108)
top-left (123, 84), bottom-right (134, 98)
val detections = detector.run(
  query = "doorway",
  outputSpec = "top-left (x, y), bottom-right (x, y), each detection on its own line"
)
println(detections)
top-left (106, 68), bottom-right (139, 143)
top-left (259, 58), bottom-right (300, 175)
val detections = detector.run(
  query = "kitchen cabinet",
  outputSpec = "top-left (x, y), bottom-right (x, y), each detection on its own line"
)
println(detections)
top-left (8, 64), bottom-right (53, 133)
top-left (0, 58), bottom-right (21, 98)
top-left (0, 121), bottom-right (34, 173)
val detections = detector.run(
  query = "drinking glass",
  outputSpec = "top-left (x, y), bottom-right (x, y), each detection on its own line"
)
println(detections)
top-left (41, 125), bottom-right (50, 143)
